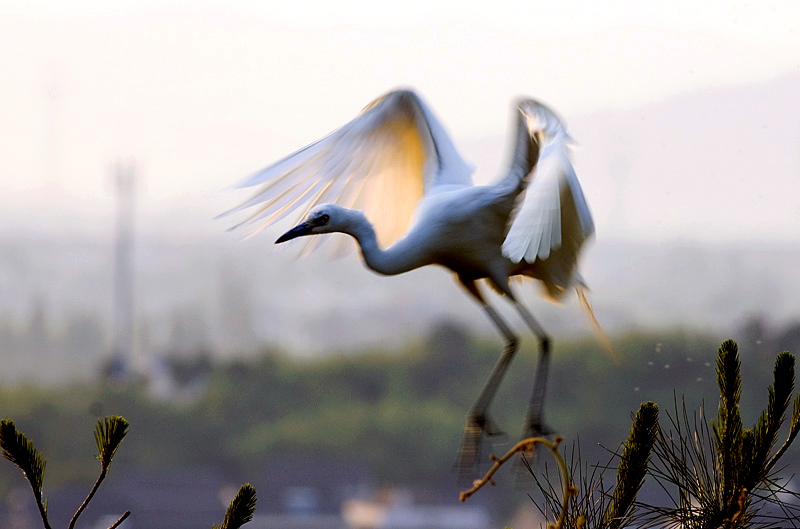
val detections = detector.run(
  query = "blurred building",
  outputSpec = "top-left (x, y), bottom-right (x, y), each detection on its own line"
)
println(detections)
top-left (342, 489), bottom-right (490, 529)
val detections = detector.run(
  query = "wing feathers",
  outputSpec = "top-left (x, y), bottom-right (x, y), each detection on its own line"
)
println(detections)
top-left (502, 100), bottom-right (594, 272)
top-left (229, 89), bottom-right (472, 248)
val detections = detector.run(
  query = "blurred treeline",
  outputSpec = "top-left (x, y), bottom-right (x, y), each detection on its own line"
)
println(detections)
top-left (0, 323), bottom-right (796, 505)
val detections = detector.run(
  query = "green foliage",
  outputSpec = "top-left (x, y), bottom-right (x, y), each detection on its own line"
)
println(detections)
top-left (531, 339), bottom-right (799, 529)
top-left (530, 402), bottom-right (659, 529)
top-left (212, 483), bottom-right (257, 529)
top-left (1, 416), bottom-right (133, 529)
top-left (603, 401), bottom-right (659, 529)
top-left (0, 419), bottom-right (47, 495)
top-left (0, 330), bottom-right (726, 522)
top-left (773, 390), bottom-right (800, 466)
top-left (1, 332), bottom-right (797, 527)
top-left (3, 415), bottom-right (256, 529)
top-left (94, 416), bottom-right (129, 468)
top-left (712, 339), bottom-right (746, 520)
top-left (68, 416), bottom-right (132, 529)
top-left (647, 339), bottom-right (800, 528)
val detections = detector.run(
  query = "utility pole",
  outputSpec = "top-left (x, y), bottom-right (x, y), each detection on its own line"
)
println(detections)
top-left (109, 160), bottom-right (136, 379)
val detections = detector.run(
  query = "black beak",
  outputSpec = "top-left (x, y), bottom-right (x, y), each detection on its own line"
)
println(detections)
top-left (275, 222), bottom-right (313, 244)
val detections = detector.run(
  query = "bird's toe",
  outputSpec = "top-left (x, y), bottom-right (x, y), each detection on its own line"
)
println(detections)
top-left (453, 421), bottom-right (483, 475)
top-left (453, 414), bottom-right (506, 477)
top-left (476, 414), bottom-right (506, 438)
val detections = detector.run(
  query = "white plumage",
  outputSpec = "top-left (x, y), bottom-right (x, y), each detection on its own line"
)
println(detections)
top-left (227, 88), bottom-right (595, 467)
top-left (227, 89), bottom-right (474, 248)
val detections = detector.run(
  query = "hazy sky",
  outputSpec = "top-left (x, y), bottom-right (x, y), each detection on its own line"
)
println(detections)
top-left (2, 0), bottom-right (799, 239)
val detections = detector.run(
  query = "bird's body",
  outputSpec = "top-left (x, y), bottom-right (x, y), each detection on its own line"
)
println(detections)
top-left (359, 185), bottom-right (511, 277)
top-left (227, 89), bottom-right (595, 469)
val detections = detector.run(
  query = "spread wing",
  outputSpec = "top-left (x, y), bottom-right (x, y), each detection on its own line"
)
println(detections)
top-left (225, 89), bottom-right (473, 248)
top-left (502, 100), bottom-right (594, 269)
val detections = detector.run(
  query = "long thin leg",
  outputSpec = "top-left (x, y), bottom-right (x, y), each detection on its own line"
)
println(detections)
top-left (469, 303), bottom-right (518, 419)
top-left (512, 300), bottom-right (551, 437)
top-left (455, 279), bottom-right (519, 471)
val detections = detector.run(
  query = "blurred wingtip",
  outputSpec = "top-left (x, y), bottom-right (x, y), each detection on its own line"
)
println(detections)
top-left (575, 286), bottom-right (618, 362)
top-left (518, 99), bottom-right (567, 137)
top-left (215, 208), bottom-right (236, 221)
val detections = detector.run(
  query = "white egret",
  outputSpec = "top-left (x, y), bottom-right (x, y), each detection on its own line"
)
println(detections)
top-left (226, 89), bottom-right (595, 468)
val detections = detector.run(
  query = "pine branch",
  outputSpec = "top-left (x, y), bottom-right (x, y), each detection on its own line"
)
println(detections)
top-left (463, 436), bottom-right (579, 529)
top-left (765, 386), bottom-right (800, 475)
top-left (603, 401), bottom-right (659, 529)
top-left (0, 419), bottom-right (52, 529)
top-left (717, 340), bottom-right (742, 411)
top-left (213, 484), bottom-right (258, 529)
top-left (645, 341), bottom-right (800, 529)
top-left (749, 352), bottom-right (794, 486)
top-left (713, 339), bottom-right (744, 515)
top-left (69, 416), bottom-right (130, 529)
top-left (95, 415), bottom-right (130, 469)
top-left (106, 510), bottom-right (131, 529)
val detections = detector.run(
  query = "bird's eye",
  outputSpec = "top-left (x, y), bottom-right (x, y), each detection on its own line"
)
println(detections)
top-left (319, 214), bottom-right (330, 225)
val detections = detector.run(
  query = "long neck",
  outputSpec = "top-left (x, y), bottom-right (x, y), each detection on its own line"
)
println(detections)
top-left (346, 213), bottom-right (429, 276)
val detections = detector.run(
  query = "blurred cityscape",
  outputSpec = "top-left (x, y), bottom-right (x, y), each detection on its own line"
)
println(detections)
top-left (3, 231), bottom-right (800, 386)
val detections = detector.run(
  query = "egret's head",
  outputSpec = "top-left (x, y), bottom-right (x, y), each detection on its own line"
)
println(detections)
top-left (275, 204), bottom-right (350, 243)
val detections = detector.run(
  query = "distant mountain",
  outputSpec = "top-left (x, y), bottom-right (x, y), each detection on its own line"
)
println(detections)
top-left (464, 72), bottom-right (800, 242)
top-left (572, 72), bottom-right (800, 242)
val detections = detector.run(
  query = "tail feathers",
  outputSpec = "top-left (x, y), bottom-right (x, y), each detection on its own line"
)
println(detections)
top-left (575, 285), bottom-right (617, 362)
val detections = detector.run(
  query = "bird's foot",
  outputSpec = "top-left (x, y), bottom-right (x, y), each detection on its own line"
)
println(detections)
top-left (514, 421), bottom-right (556, 484)
top-left (523, 420), bottom-right (553, 440)
top-left (518, 420), bottom-right (555, 463)
top-left (453, 414), bottom-right (505, 478)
